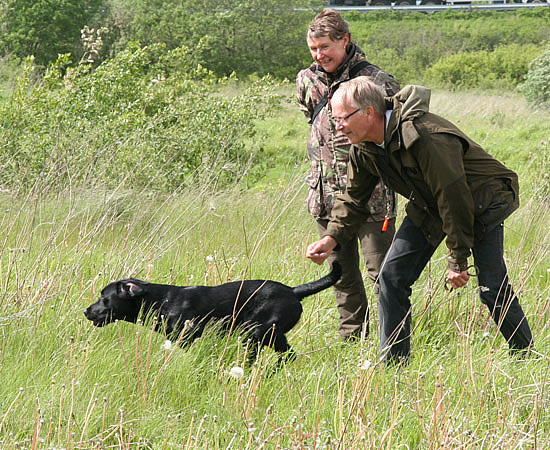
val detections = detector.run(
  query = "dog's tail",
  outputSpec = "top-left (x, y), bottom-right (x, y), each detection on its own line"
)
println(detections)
top-left (292, 262), bottom-right (342, 300)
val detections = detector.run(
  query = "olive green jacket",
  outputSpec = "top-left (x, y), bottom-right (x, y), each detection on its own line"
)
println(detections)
top-left (326, 85), bottom-right (519, 271)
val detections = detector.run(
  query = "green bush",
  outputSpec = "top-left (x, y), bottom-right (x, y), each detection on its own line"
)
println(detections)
top-left (0, 55), bottom-right (20, 101)
top-left (425, 44), bottom-right (543, 89)
top-left (0, 44), bottom-right (282, 192)
top-left (518, 45), bottom-right (550, 108)
top-left (3, 4), bottom-right (550, 83)
top-left (348, 9), bottom-right (550, 85)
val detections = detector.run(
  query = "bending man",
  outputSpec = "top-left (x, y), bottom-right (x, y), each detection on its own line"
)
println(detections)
top-left (306, 77), bottom-right (534, 362)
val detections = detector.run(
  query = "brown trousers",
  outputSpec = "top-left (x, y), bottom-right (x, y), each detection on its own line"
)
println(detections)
top-left (316, 217), bottom-right (396, 340)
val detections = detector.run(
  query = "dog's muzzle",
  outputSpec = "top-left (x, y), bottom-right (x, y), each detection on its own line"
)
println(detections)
top-left (84, 308), bottom-right (108, 327)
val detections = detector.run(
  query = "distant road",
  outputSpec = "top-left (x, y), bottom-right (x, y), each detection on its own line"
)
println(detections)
top-left (327, 2), bottom-right (550, 13)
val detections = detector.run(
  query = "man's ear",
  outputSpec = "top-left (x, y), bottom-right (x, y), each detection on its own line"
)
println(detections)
top-left (119, 280), bottom-right (146, 297)
top-left (364, 105), bottom-right (374, 117)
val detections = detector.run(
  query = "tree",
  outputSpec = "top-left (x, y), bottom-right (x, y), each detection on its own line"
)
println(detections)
top-left (107, 0), bottom-right (321, 79)
top-left (0, 0), bottom-right (108, 66)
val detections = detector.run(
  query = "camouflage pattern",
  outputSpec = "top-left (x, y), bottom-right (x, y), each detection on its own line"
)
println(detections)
top-left (297, 42), bottom-right (400, 221)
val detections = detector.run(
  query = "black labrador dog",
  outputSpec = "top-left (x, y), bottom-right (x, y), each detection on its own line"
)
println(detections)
top-left (84, 263), bottom-right (341, 362)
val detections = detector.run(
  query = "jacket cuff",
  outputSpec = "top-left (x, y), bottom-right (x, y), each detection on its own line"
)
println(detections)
top-left (447, 257), bottom-right (468, 273)
top-left (320, 231), bottom-right (341, 252)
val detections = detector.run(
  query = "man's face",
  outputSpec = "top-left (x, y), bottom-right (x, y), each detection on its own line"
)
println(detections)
top-left (332, 102), bottom-right (370, 144)
top-left (307, 34), bottom-right (349, 74)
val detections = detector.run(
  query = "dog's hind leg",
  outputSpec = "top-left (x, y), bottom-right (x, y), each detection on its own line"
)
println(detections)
top-left (268, 332), bottom-right (297, 368)
top-left (277, 339), bottom-right (296, 365)
top-left (244, 339), bottom-right (261, 367)
top-left (248, 325), bottom-right (297, 371)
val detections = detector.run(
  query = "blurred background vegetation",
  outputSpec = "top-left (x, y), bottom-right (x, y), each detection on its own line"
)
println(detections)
top-left (1, 1), bottom-right (549, 83)
top-left (1, 1), bottom-right (549, 194)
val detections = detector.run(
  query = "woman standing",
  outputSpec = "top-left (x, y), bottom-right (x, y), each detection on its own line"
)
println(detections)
top-left (296, 9), bottom-right (400, 341)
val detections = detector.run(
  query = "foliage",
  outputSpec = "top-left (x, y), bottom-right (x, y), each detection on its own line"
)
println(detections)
top-left (105, 0), bottom-right (320, 79)
top-left (0, 0), bottom-right (108, 67)
top-left (347, 9), bottom-right (550, 86)
top-left (425, 44), bottom-right (543, 89)
top-left (0, 44), bottom-right (282, 192)
top-left (0, 54), bottom-right (20, 99)
top-left (2, 3), bottom-right (550, 84)
top-left (518, 44), bottom-right (550, 108)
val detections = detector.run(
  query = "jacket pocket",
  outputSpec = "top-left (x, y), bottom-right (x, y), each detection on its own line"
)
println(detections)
top-left (472, 181), bottom-right (514, 236)
top-left (472, 187), bottom-right (493, 217)
top-left (333, 144), bottom-right (350, 193)
top-left (305, 166), bottom-right (320, 189)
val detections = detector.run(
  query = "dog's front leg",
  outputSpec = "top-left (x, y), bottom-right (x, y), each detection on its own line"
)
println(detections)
top-left (166, 318), bottom-right (200, 347)
top-left (277, 346), bottom-right (296, 367)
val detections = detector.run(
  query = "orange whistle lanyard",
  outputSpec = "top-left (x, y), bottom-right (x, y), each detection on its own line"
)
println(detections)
top-left (381, 185), bottom-right (392, 233)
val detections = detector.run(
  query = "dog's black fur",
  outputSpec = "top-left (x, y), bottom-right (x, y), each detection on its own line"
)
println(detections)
top-left (85, 263), bottom-right (341, 361)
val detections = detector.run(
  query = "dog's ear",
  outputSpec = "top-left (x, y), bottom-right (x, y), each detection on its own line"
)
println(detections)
top-left (119, 280), bottom-right (146, 297)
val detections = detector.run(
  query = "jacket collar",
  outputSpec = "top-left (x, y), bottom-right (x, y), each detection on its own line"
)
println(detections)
top-left (384, 85), bottom-right (431, 152)
top-left (332, 42), bottom-right (360, 80)
top-left (385, 108), bottom-right (421, 153)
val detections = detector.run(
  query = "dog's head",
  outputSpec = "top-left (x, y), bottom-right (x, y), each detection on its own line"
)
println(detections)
top-left (84, 279), bottom-right (150, 326)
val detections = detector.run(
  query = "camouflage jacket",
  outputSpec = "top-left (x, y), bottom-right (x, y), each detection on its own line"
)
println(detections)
top-left (296, 42), bottom-right (400, 221)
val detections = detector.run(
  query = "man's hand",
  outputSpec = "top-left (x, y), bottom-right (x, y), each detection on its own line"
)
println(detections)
top-left (306, 236), bottom-right (338, 265)
top-left (447, 270), bottom-right (470, 290)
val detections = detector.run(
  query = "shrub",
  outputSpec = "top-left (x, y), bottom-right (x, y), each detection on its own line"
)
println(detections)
top-left (425, 44), bottom-right (543, 89)
top-left (0, 44), bottom-right (282, 192)
top-left (348, 9), bottom-right (550, 85)
top-left (0, 57), bottom-right (19, 107)
top-left (518, 45), bottom-right (550, 108)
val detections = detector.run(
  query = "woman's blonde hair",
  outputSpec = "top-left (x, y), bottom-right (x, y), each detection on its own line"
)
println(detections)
top-left (307, 9), bottom-right (350, 42)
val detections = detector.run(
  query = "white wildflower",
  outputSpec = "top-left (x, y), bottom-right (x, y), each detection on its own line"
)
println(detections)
top-left (360, 360), bottom-right (373, 370)
top-left (162, 340), bottom-right (172, 351)
top-left (206, 255), bottom-right (214, 262)
top-left (229, 366), bottom-right (244, 379)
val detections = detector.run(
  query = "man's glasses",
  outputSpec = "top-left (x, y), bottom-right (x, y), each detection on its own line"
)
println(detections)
top-left (333, 108), bottom-right (360, 125)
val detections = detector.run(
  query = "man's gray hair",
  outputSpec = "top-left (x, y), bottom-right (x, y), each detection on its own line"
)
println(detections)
top-left (331, 76), bottom-right (386, 116)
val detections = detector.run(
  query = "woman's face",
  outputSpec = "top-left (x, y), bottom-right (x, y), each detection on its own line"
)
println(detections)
top-left (306, 33), bottom-right (349, 74)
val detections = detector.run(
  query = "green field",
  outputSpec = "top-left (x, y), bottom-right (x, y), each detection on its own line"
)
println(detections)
top-left (1, 3), bottom-right (550, 447)
top-left (1, 86), bottom-right (549, 448)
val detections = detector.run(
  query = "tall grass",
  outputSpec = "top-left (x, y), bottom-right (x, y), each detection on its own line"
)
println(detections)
top-left (0, 89), bottom-right (549, 448)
